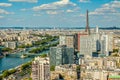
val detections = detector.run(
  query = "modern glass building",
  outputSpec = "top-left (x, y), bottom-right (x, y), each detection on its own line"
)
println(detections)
top-left (49, 45), bottom-right (74, 66)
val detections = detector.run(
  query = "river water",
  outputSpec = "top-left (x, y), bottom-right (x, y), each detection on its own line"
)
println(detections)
top-left (0, 40), bottom-right (58, 73)
top-left (0, 57), bottom-right (32, 71)
top-left (0, 50), bottom-right (49, 73)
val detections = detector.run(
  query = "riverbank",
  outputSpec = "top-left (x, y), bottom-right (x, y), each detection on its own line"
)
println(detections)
top-left (0, 56), bottom-right (4, 58)
top-left (0, 56), bottom-right (32, 72)
top-left (0, 36), bottom-right (58, 75)
top-left (0, 49), bottom-right (49, 72)
top-left (0, 60), bottom-right (32, 80)
top-left (0, 53), bottom-right (4, 58)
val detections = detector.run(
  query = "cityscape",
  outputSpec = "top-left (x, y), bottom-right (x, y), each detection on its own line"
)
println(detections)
top-left (0, 0), bottom-right (120, 80)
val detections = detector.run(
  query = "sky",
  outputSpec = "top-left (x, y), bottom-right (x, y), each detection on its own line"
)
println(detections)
top-left (0, 0), bottom-right (120, 28)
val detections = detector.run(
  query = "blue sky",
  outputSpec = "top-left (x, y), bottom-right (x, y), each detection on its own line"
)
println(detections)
top-left (0, 0), bottom-right (120, 28)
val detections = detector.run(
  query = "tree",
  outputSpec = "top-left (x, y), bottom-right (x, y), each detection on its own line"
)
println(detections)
top-left (113, 49), bottom-right (119, 53)
top-left (76, 65), bottom-right (80, 72)
top-left (40, 54), bottom-right (47, 58)
top-left (0, 75), bottom-right (3, 80)
top-left (2, 70), bottom-right (10, 78)
top-left (18, 44), bottom-right (33, 48)
top-left (9, 69), bottom-right (16, 74)
top-left (50, 65), bottom-right (55, 71)
top-left (2, 47), bottom-right (12, 52)
top-left (111, 53), bottom-right (119, 57)
top-left (2, 69), bottom-right (17, 78)
top-left (21, 62), bottom-right (31, 71)
top-left (29, 78), bottom-right (32, 80)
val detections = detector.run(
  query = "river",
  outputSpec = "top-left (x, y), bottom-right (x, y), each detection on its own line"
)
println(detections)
top-left (0, 57), bottom-right (32, 71)
top-left (0, 50), bottom-right (49, 73)
top-left (0, 40), bottom-right (58, 73)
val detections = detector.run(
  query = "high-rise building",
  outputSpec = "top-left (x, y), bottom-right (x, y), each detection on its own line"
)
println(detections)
top-left (49, 45), bottom-right (74, 66)
top-left (77, 10), bottom-right (91, 52)
top-left (101, 34), bottom-right (109, 56)
top-left (100, 33), bottom-right (113, 56)
top-left (59, 35), bottom-right (75, 48)
top-left (79, 35), bottom-right (93, 56)
top-left (77, 10), bottom-right (105, 57)
top-left (108, 33), bottom-right (113, 52)
top-left (59, 35), bottom-right (66, 46)
top-left (77, 10), bottom-right (100, 57)
top-left (32, 57), bottom-right (50, 80)
top-left (77, 33), bottom-right (87, 51)
top-left (95, 25), bottom-right (99, 34)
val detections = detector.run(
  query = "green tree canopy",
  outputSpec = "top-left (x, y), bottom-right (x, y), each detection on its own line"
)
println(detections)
top-left (50, 65), bottom-right (55, 71)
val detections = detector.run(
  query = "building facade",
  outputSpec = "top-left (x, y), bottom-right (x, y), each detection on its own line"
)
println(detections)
top-left (100, 33), bottom-right (113, 56)
top-left (78, 33), bottom-right (100, 57)
top-left (80, 57), bottom-right (120, 80)
top-left (49, 45), bottom-right (74, 66)
top-left (59, 35), bottom-right (75, 48)
top-left (32, 57), bottom-right (50, 80)
top-left (4, 41), bottom-right (17, 49)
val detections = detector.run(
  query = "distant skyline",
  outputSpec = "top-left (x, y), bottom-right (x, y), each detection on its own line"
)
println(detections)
top-left (0, 0), bottom-right (120, 28)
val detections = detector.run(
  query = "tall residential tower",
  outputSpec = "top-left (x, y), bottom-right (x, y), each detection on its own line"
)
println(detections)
top-left (32, 57), bottom-right (50, 80)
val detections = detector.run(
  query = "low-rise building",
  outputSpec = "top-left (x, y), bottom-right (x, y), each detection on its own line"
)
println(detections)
top-left (51, 64), bottom-right (77, 80)
top-left (80, 57), bottom-right (120, 80)
top-left (4, 42), bottom-right (17, 49)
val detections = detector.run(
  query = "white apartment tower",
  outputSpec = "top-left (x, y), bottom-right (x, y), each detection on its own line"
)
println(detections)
top-left (32, 57), bottom-right (50, 80)
top-left (100, 33), bottom-right (113, 56)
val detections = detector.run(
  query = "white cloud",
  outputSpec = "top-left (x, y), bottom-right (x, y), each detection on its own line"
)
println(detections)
top-left (66, 7), bottom-right (80, 13)
top-left (46, 11), bottom-right (58, 15)
top-left (0, 3), bottom-right (12, 7)
top-left (10, 12), bottom-right (15, 14)
top-left (89, 12), bottom-right (104, 15)
top-left (0, 9), bottom-right (14, 14)
top-left (0, 9), bottom-right (10, 14)
top-left (33, 14), bottom-right (41, 16)
top-left (79, 0), bottom-right (90, 3)
top-left (20, 8), bottom-right (27, 11)
top-left (9, 0), bottom-right (38, 3)
top-left (111, 1), bottom-right (120, 8)
top-left (46, 10), bottom-right (64, 15)
top-left (32, 0), bottom-right (76, 11)
top-left (20, 8), bottom-right (29, 11)
top-left (79, 14), bottom-right (85, 17)
top-left (16, 19), bottom-right (24, 22)
top-left (0, 16), bottom-right (4, 19)
top-left (101, 1), bottom-right (120, 8)
top-left (90, 1), bottom-right (120, 15)
top-left (66, 9), bottom-right (74, 13)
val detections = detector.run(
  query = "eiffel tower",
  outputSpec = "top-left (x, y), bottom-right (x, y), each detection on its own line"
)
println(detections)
top-left (85, 10), bottom-right (90, 35)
